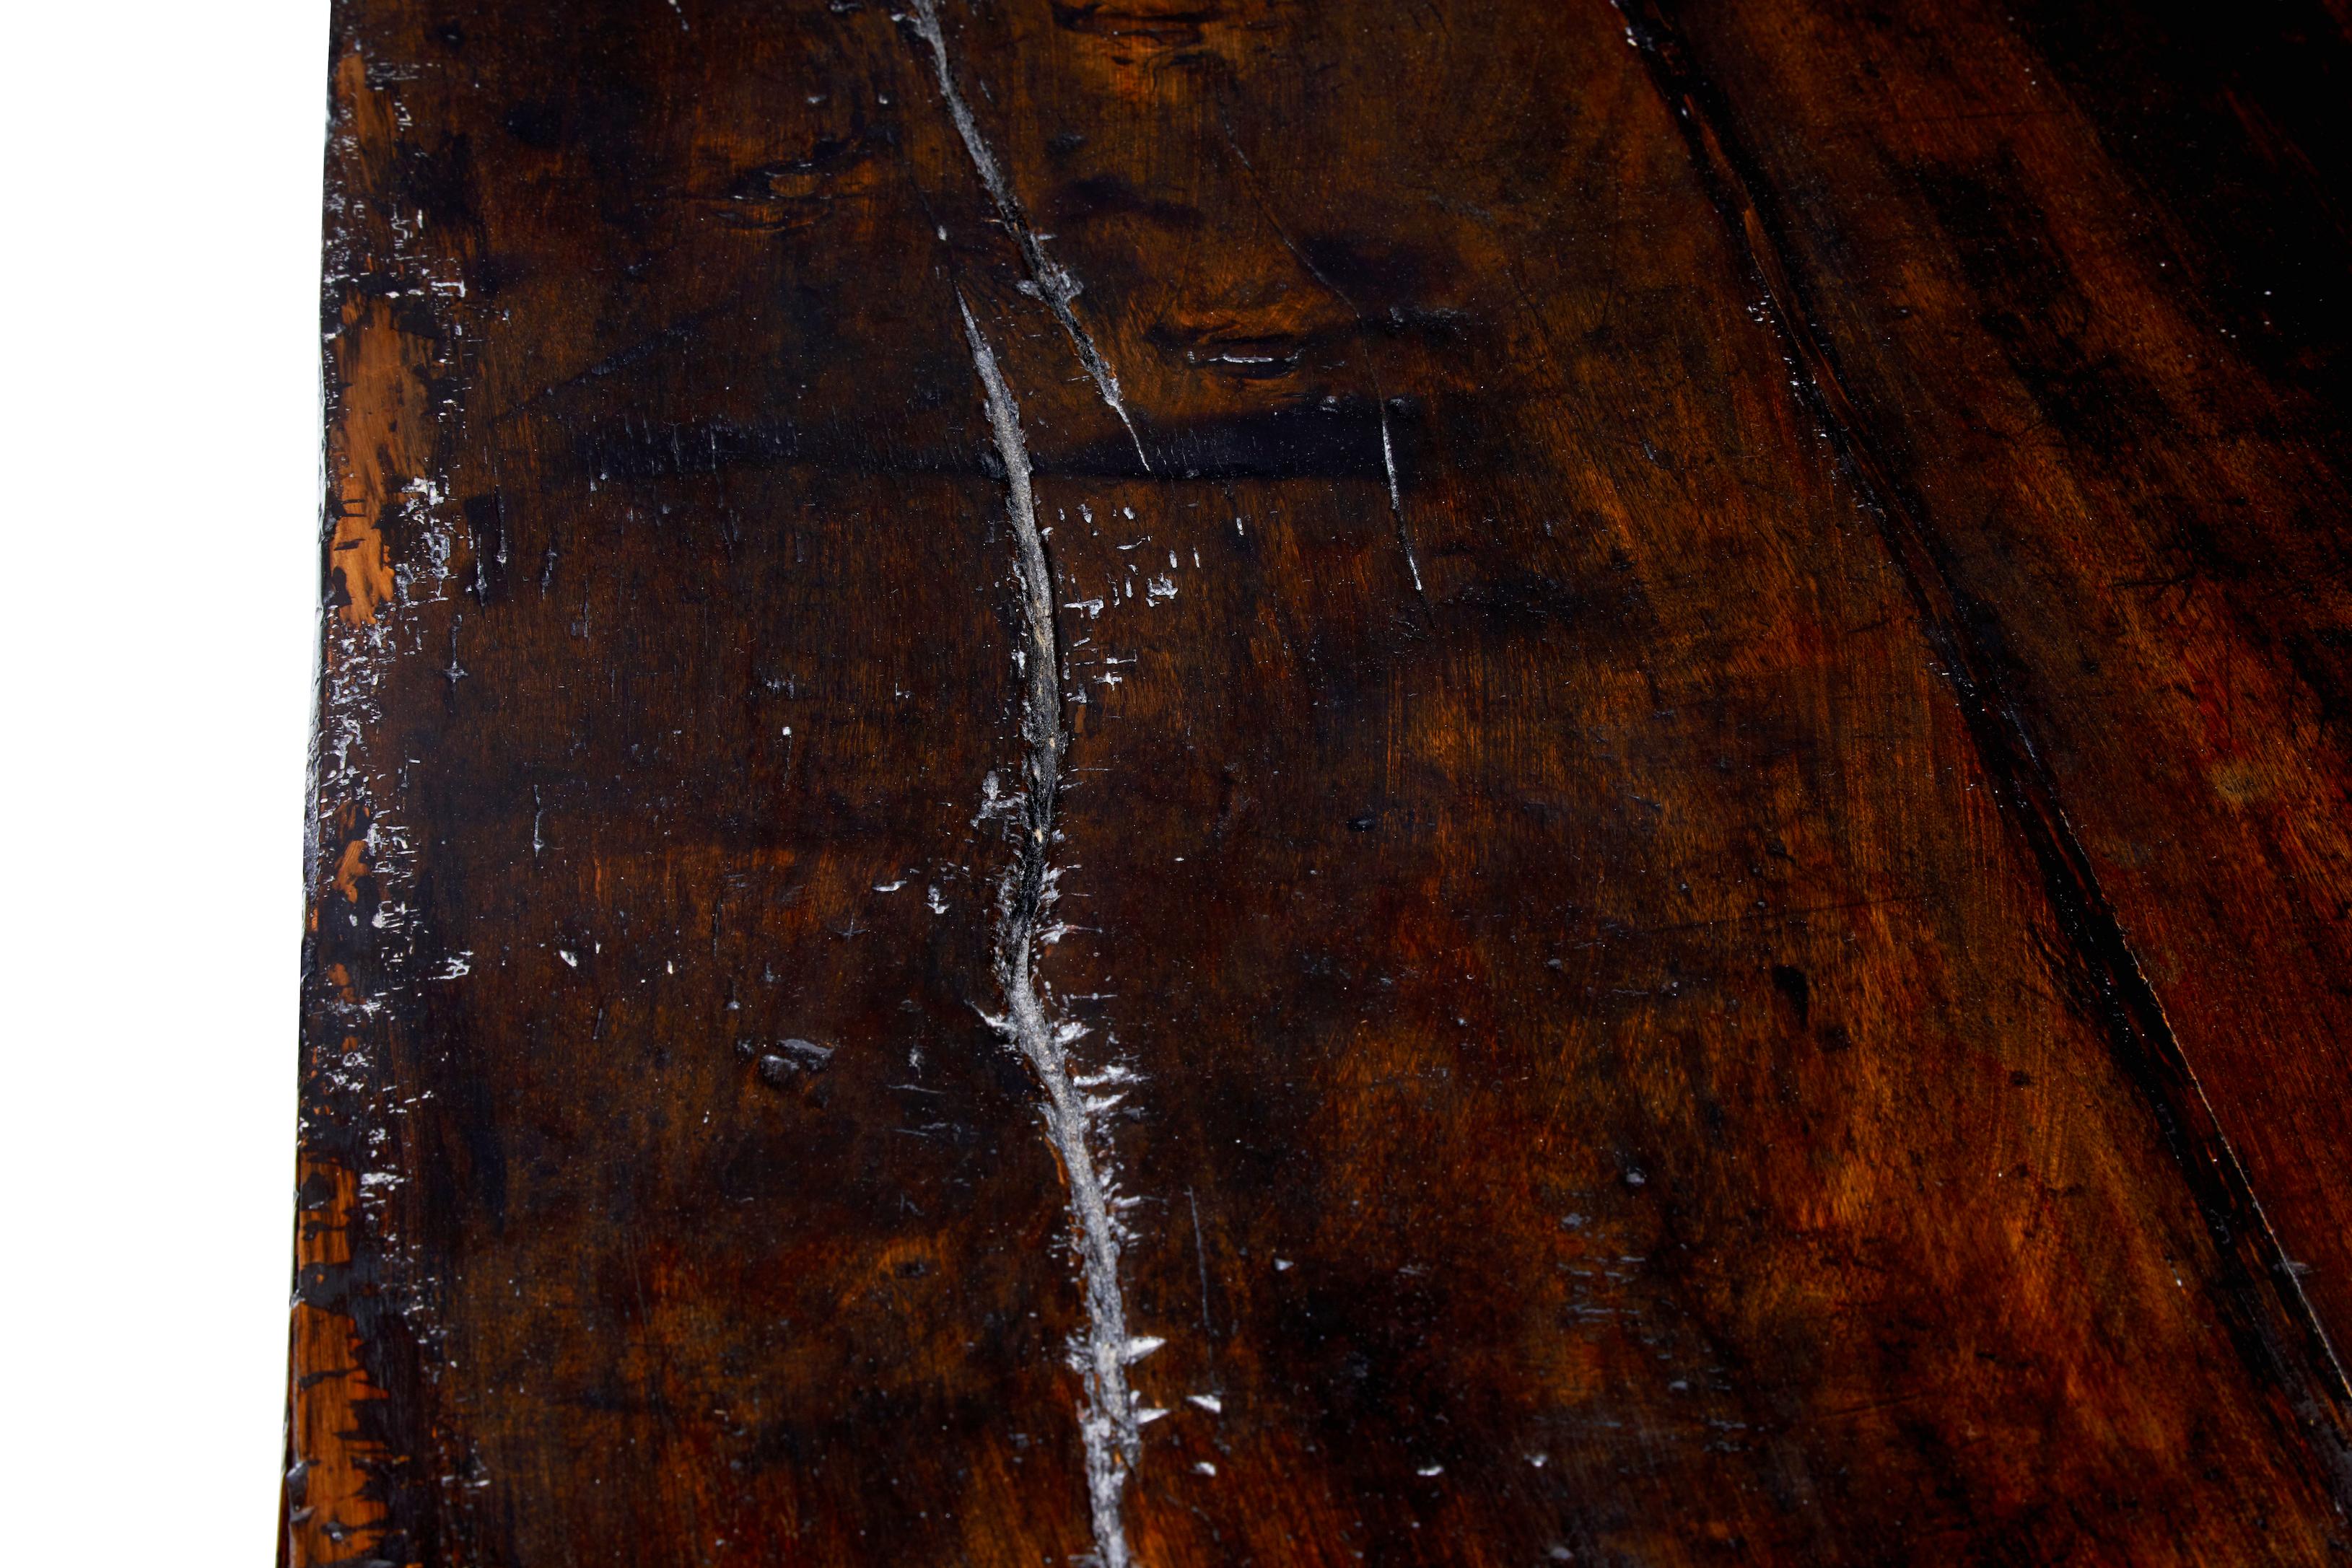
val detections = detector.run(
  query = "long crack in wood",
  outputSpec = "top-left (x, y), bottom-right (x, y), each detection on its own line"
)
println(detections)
top-left (909, 0), bottom-right (1150, 469)
top-left (958, 294), bottom-right (1150, 1568)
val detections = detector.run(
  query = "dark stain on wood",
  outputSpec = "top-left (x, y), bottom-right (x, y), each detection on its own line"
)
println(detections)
top-left (287, 1), bottom-right (2352, 1562)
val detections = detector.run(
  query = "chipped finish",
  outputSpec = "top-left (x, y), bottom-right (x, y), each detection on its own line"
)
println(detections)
top-left (292, 0), bottom-right (2352, 1562)
top-left (286, 33), bottom-right (480, 1568)
top-left (286, 1157), bottom-right (394, 1568)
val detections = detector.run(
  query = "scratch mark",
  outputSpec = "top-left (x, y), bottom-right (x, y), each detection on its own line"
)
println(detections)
top-left (1217, 116), bottom-right (1425, 598)
top-left (1189, 1186), bottom-right (1214, 1336)
top-left (958, 294), bottom-right (1149, 1568)
top-left (1378, 416), bottom-right (1421, 592)
top-left (906, 0), bottom-right (1150, 470)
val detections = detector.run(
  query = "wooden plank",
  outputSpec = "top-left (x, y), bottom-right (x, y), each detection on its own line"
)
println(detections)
top-left (1619, 0), bottom-right (2352, 1481)
top-left (289, 1), bottom-right (2352, 1562)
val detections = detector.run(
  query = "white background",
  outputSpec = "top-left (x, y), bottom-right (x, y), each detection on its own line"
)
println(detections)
top-left (1, 1), bottom-right (329, 1557)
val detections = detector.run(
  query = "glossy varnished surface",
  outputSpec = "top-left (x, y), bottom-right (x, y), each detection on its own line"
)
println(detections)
top-left (289, 1), bottom-right (2352, 1562)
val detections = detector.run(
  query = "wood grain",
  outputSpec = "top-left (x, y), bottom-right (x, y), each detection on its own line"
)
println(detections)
top-left (288, 1), bottom-right (2352, 1562)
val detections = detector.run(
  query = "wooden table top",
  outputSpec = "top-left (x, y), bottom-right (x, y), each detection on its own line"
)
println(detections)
top-left (287, 1), bottom-right (2352, 1560)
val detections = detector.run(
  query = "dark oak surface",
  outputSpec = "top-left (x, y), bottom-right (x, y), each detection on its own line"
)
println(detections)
top-left (289, 1), bottom-right (2352, 1562)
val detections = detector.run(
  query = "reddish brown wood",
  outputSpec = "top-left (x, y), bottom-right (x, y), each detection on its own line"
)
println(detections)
top-left (289, 2), bottom-right (2352, 1562)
